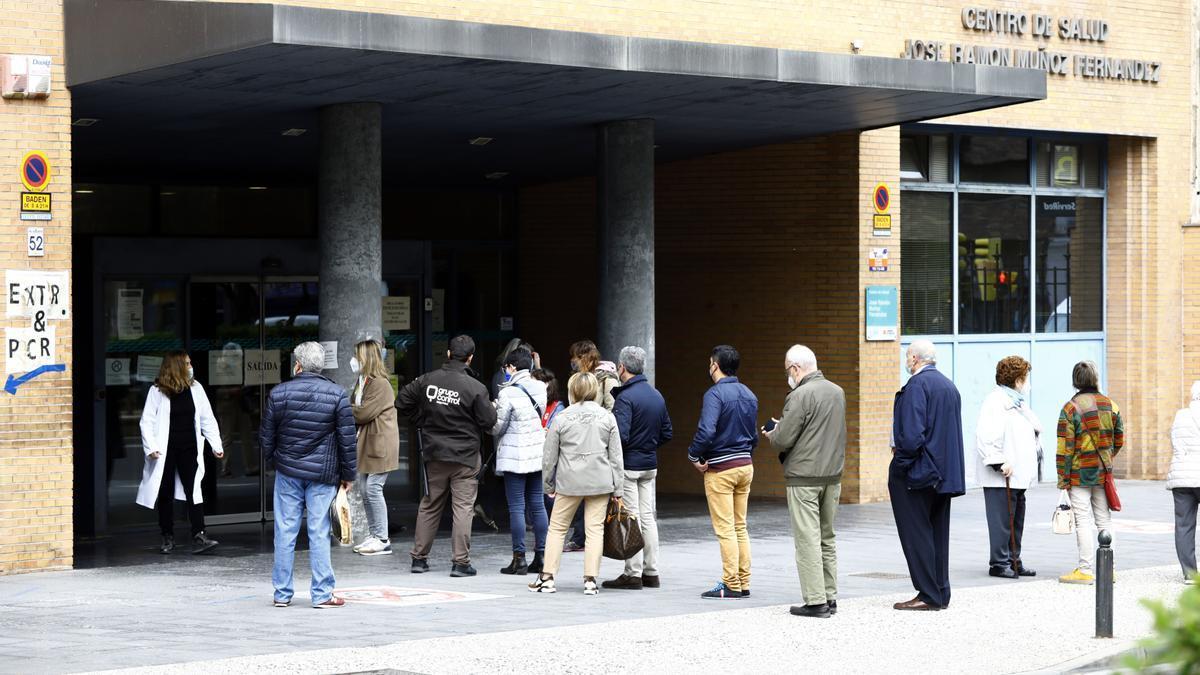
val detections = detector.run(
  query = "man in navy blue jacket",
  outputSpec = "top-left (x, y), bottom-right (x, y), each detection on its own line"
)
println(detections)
top-left (602, 345), bottom-right (673, 591)
top-left (890, 340), bottom-right (965, 611)
top-left (688, 345), bottom-right (758, 600)
top-left (261, 341), bottom-right (357, 609)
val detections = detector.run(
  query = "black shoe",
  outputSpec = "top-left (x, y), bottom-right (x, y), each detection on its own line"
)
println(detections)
top-left (741, 589), bottom-right (750, 598)
top-left (790, 603), bottom-right (832, 618)
top-left (701, 582), bottom-right (742, 599)
top-left (829, 600), bottom-right (838, 615)
top-left (159, 535), bottom-right (175, 554)
top-left (527, 551), bottom-right (545, 575)
top-left (411, 557), bottom-right (429, 574)
top-left (601, 574), bottom-right (643, 590)
top-left (1016, 566), bottom-right (1037, 577)
top-left (500, 553), bottom-right (528, 575)
top-left (192, 532), bottom-right (218, 554)
top-left (643, 574), bottom-right (660, 588)
top-left (989, 566), bottom-right (1018, 579)
top-left (451, 563), bottom-right (477, 577)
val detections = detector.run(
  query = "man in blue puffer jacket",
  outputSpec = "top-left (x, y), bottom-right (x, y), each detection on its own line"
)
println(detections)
top-left (261, 341), bottom-right (357, 609)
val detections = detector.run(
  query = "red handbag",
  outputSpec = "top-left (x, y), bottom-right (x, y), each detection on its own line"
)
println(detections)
top-left (1098, 452), bottom-right (1122, 512)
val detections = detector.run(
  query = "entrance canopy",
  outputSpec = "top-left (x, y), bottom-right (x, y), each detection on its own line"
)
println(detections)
top-left (66, 0), bottom-right (1046, 185)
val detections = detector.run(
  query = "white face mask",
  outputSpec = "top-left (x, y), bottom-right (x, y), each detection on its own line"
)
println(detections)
top-left (350, 357), bottom-right (361, 374)
top-left (187, 366), bottom-right (194, 380)
top-left (1019, 377), bottom-right (1031, 394)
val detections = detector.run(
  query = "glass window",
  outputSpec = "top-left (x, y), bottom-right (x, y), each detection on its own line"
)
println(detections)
top-left (958, 193), bottom-right (1031, 333)
top-left (900, 134), bottom-right (951, 183)
top-left (1036, 141), bottom-right (1102, 189)
top-left (901, 191), bottom-right (953, 335)
top-left (1036, 196), bottom-right (1103, 332)
top-left (959, 135), bottom-right (1029, 184)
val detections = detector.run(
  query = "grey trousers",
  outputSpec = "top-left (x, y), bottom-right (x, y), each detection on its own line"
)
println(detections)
top-left (983, 487), bottom-right (1026, 569)
top-left (357, 472), bottom-right (389, 541)
top-left (1173, 487), bottom-right (1200, 577)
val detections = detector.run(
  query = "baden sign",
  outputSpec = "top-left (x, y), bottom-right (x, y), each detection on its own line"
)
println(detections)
top-left (901, 8), bottom-right (1161, 83)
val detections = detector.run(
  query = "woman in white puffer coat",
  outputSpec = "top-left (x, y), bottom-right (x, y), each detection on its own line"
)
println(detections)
top-left (1168, 380), bottom-right (1200, 582)
top-left (493, 347), bottom-right (549, 576)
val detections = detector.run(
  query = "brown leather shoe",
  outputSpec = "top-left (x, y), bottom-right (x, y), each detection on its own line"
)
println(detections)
top-left (601, 574), bottom-right (643, 590)
top-left (893, 596), bottom-right (944, 611)
top-left (642, 575), bottom-right (660, 588)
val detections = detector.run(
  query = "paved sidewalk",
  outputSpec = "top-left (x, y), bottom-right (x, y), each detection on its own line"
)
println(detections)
top-left (0, 480), bottom-right (1187, 673)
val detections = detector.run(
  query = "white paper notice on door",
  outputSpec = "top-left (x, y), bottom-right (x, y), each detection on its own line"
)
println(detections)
top-left (136, 355), bottom-right (162, 382)
top-left (208, 347), bottom-right (244, 386)
top-left (116, 289), bottom-right (144, 340)
top-left (382, 296), bottom-right (411, 331)
top-left (105, 358), bottom-right (131, 386)
top-left (243, 349), bottom-right (282, 386)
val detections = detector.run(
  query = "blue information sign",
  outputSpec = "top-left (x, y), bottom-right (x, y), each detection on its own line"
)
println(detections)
top-left (865, 286), bottom-right (898, 341)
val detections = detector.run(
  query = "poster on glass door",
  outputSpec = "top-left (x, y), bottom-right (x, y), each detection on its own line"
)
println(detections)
top-left (208, 346), bottom-right (244, 386)
top-left (243, 349), bottom-right (281, 386)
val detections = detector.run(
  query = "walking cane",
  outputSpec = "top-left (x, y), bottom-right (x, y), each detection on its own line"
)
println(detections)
top-left (1005, 475), bottom-right (1020, 575)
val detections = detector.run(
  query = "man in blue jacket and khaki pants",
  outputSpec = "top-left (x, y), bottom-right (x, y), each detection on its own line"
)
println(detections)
top-left (890, 340), bottom-right (965, 611)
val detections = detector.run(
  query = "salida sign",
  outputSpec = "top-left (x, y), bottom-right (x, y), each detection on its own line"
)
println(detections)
top-left (902, 8), bottom-right (1162, 83)
top-left (5, 269), bottom-right (68, 376)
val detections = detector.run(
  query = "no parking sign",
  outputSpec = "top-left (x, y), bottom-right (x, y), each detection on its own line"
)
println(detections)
top-left (20, 151), bottom-right (50, 192)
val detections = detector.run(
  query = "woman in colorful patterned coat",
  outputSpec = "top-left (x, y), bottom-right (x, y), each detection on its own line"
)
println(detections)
top-left (1056, 360), bottom-right (1124, 585)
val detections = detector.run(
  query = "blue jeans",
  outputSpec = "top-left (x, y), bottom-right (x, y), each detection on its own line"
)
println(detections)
top-left (505, 471), bottom-right (548, 554)
top-left (272, 472), bottom-right (338, 606)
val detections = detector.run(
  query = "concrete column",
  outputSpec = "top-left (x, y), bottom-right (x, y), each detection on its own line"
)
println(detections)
top-left (318, 102), bottom-right (382, 391)
top-left (596, 119), bottom-right (656, 382)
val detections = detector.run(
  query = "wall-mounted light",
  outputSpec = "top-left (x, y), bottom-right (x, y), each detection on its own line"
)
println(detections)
top-left (281, 128), bottom-right (307, 136)
top-left (469, 137), bottom-right (494, 146)
top-left (484, 171), bottom-right (509, 180)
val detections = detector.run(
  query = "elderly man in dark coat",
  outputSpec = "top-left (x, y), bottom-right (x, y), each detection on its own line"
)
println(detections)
top-left (890, 339), bottom-right (965, 611)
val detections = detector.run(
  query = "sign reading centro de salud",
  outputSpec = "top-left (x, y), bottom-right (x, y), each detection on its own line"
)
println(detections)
top-left (902, 8), bottom-right (1161, 83)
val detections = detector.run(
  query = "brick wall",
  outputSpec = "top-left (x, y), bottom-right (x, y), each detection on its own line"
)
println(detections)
top-left (0, 0), bottom-right (73, 573)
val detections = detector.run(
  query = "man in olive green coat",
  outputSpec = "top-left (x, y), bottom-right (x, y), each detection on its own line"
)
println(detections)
top-left (764, 345), bottom-right (846, 619)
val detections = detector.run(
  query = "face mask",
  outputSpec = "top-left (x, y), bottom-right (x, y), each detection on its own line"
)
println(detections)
top-left (503, 369), bottom-right (513, 382)
top-left (1020, 377), bottom-right (1031, 394)
top-left (787, 375), bottom-right (796, 389)
top-left (570, 361), bottom-right (580, 373)
top-left (187, 366), bottom-right (194, 380)
top-left (350, 357), bottom-right (361, 374)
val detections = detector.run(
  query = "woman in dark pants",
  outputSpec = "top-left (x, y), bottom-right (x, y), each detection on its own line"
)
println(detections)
top-left (136, 350), bottom-right (224, 554)
top-left (1169, 381), bottom-right (1200, 583)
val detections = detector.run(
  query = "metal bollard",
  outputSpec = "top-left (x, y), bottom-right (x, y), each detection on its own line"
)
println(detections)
top-left (1095, 529), bottom-right (1114, 638)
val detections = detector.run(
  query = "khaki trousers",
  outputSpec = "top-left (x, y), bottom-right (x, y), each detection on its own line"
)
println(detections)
top-left (542, 494), bottom-right (608, 579)
top-left (703, 464), bottom-right (753, 591)
top-left (786, 483), bottom-right (840, 605)
top-left (411, 460), bottom-right (478, 565)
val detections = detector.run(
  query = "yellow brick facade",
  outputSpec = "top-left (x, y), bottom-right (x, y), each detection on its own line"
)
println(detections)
top-left (0, 0), bottom-right (1192, 571)
top-left (0, 0), bottom-right (72, 573)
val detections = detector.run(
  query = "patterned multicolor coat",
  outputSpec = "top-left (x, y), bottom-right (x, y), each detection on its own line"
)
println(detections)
top-left (1056, 392), bottom-right (1124, 489)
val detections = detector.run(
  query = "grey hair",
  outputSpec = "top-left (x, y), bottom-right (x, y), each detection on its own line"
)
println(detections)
top-left (785, 344), bottom-right (817, 371)
top-left (1072, 360), bottom-right (1100, 391)
top-left (618, 345), bottom-right (646, 375)
top-left (908, 339), bottom-right (937, 365)
top-left (293, 341), bottom-right (325, 374)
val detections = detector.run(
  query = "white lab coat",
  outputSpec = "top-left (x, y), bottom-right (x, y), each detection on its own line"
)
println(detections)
top-left (973, 387), bottom-right (1041, 490)
top-left (135, 382), bottom-right (223, 509)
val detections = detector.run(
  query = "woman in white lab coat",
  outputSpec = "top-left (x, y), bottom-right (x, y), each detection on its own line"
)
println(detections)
top-left (136, 350), bottom-right (224, 554)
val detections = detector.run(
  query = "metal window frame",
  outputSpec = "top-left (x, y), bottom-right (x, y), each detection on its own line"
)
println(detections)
top-left (900, 125), bottom-right (1108, 343)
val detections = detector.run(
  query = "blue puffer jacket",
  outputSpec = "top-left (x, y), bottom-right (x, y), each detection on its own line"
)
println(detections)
top-left (261, 372), bottom-right (357, 485)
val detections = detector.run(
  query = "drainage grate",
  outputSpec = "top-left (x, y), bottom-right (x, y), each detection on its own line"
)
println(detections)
top-left (850, 572), bottom-right (910, 580)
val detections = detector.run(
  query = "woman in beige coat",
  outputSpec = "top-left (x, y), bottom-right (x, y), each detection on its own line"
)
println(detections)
top-left (350, 340), bottom-right (400, 556)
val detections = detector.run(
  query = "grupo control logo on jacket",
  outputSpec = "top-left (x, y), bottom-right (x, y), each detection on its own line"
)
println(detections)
top-left (425, 384), bottom-right (462, 406)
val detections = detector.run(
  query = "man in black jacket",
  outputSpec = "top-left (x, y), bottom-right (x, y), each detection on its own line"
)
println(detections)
top-left (261, 341), bottom-right (357, 609)
top-left (396, 335), bottom-right (498, 576)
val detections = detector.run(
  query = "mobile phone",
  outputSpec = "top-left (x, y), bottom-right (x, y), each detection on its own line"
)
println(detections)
top-left (762, 418), bottom-right (777, 433)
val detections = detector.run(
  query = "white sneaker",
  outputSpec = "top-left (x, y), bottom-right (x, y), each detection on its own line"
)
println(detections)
top-left (528, 575), bottom-right (556, 593)
top-left (583, 577), bottom-right (599, 596)
top-left (356, 537), bottom-right (392, 556)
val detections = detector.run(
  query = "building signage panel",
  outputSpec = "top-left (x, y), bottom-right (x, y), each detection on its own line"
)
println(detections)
top-left (901, 9), bottom-right (1161, 83)
top-left (865, 286), bottom-right (898, 341)
top-left (873, 214), bottom-right (892, 237)
top-left (869, 247), bottom-right (889, 272)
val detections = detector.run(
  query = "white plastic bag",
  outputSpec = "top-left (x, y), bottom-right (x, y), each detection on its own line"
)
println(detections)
top-left (330, 485), bottom-right (353, 545)
top-left (1052, 489), bottom-right (1075, 535)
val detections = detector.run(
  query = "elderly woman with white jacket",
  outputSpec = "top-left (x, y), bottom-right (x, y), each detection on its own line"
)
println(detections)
top-left (1169, 381), bottom-right (1200, 582)
top-left (136, 350), bottom-right (224, 555)
top-left (974, 355), bottom-right (1042, 580)
top-left (493, 347), bottom-right (549, 576)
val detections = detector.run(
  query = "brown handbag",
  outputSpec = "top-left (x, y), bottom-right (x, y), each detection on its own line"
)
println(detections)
top-left (602, 497), bottom-right (645, 560)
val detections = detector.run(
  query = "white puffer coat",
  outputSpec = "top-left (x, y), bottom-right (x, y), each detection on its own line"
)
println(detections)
top-left (493, 370), bottom-right (548, 475)
top-left (973, 387), bottom-right (1042, 490)
top-left (1168, 402), bottom-right (1200, 489)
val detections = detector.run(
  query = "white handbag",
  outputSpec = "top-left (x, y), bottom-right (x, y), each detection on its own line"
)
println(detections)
top-left (1052, 489), bottom-right (1075, 535)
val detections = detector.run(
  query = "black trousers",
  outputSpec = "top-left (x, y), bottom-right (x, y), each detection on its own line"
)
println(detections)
top-left (983, 487), bottom-right (1026, 569)
top-left (889, 461), bottom-right (953, 608)
top-left (158, 437), bottom-right (206, 538)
